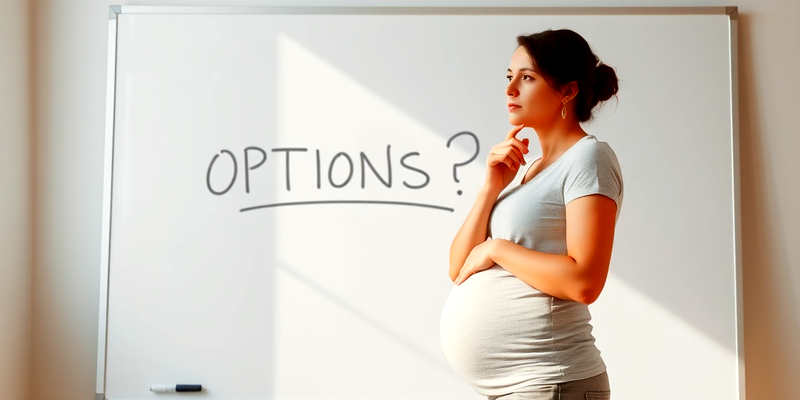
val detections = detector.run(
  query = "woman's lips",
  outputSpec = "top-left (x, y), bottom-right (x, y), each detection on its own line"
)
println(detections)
top-left (508, 104), bottom-right (521, 111)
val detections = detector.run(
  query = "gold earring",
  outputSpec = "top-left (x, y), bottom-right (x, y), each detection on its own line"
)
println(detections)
top-left (561, 99), bottom-right (567, 119)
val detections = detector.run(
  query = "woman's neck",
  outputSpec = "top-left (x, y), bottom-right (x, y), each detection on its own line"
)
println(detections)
top-left (533, 120), bottom-right (587, 161)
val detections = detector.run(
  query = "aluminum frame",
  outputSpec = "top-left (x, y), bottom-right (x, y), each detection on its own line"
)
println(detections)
top-left (97, 5), bottom-right (741, 400)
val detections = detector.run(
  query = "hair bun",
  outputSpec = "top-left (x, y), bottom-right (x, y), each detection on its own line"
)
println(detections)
top-left (516, 29), bottom-right (618, 122)
top-left (592, 63), bottom-right (619, 103)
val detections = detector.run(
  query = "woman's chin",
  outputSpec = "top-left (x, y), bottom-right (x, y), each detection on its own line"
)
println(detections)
top-left (508, 116), bottom-right (525, 126)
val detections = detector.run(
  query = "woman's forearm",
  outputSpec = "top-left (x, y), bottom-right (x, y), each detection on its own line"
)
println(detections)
top-left (488, 239), bottom-right (608, 305)
top-left (448, 186), bottom-right (501, 281)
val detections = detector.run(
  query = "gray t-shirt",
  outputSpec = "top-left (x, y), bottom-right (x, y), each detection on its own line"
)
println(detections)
top-left (440, 134), bottom-right (623, 395)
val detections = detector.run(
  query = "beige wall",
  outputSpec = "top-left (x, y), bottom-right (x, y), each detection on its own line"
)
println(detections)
top-left (22, 1), bottom-right (800, 400)
top-left (0, 0), bottom-right (31, 398)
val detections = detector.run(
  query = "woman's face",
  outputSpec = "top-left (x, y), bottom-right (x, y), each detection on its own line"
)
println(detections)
top-left (506, 46), bottom-right (563, 128)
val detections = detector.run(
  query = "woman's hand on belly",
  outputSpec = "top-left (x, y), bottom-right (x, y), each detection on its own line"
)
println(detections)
top-left (454, 239), bottom-right (499, 285)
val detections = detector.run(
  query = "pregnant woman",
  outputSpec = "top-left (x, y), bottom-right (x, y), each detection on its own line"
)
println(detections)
top-left (440, 29), bottom-right (623, 400)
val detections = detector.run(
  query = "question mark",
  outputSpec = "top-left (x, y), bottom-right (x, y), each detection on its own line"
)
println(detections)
top-left (446, 131), bottom-right (480, 196)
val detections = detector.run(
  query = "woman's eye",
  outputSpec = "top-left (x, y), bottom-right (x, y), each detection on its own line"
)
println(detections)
top-left (523, 75), bottom-right (533, 81)
top-left (506, 75), bottom-right (513, 81)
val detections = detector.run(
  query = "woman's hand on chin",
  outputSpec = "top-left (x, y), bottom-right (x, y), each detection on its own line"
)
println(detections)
top-left (484, 124), bottom-right (529, 193)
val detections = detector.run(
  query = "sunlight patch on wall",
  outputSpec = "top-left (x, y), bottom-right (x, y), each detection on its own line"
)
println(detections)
top-left (592, 273), bottom-right (738, 400)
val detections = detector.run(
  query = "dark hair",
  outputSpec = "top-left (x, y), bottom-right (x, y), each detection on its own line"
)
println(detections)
top-left (516, 29), bottom-right (618, 122)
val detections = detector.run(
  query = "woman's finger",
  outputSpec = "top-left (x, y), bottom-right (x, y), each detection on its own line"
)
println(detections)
top-left (492, 140), bottom-right (528, 163)
top-left (505, 138), bottom-right (530, 156)
top-left (490, 146), bottom-right (524, 166)
top-left (505, 158), bottom-right (519, 171)
top-left (455, 267), bottom-right (471, 285)
top-left (487, 152), bottom-right (520, 171)
top-left (505, 124), bottom-right (525, 141)
top-left (493, 139), bottom-right (527, 158)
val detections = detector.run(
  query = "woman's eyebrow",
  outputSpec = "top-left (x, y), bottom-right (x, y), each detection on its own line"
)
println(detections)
top-left (507, 67), bottom-right (536, 73)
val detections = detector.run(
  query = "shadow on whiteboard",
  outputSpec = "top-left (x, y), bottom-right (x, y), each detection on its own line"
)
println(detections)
top-left (269, 24), bottom-right (738, 359)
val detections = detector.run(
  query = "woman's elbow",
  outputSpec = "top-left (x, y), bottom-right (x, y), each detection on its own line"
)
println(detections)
top-left (573, 276), bottom-right (607, 305)
top-left (575, 288), bottom-right (601, 305)
top-left (570, 260), bottom-right (610, 304)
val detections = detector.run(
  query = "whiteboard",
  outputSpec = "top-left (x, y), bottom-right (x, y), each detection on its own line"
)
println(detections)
top-left (97, 6), bottom-right (742, 400)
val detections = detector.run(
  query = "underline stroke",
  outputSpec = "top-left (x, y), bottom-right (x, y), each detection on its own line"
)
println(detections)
top-left (240, 200), bottom-right (454, 213)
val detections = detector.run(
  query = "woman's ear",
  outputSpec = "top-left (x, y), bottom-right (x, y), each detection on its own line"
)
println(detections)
top-left (562, 81), bottom-right (579, 102)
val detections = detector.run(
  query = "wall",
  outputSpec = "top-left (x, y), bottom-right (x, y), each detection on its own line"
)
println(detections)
top-left (0, 0), bottom-right (31, 398)
top-left (27, 1), bottom-right (800, 400)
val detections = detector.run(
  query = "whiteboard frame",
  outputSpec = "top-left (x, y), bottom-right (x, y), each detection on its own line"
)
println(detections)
top-left (96, 5), bottom-right (742, 400)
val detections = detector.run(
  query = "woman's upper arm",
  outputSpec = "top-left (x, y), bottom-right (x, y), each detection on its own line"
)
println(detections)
top-left (564, 194), bottom-right (618, 303)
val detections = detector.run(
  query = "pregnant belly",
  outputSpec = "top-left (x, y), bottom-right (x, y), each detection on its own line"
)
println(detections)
top-left (439, 265), bottom-right (555, 389)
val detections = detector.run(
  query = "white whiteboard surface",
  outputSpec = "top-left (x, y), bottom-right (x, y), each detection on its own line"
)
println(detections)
top-left (98, 7), bottom-right (742, 400)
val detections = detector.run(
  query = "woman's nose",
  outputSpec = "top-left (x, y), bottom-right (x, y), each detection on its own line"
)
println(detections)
top-left (506, 80), bottom-right (518, 97)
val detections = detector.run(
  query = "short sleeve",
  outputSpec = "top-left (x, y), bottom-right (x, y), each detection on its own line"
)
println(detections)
top-left (563, 142), bottom-right (623, 211)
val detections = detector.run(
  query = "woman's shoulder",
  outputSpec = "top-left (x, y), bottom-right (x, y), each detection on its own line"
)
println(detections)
top-left (562, 134), bottom-right (624, 208)
top-left (569, 135), bottom-right (621, 168)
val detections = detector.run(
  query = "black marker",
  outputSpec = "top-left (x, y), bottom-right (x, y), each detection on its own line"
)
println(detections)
top-left (150, 384), bottom-right (202, 393)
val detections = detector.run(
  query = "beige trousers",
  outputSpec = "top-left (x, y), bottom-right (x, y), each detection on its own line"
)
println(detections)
top-left (487, 371), bottom-right (610, 400)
